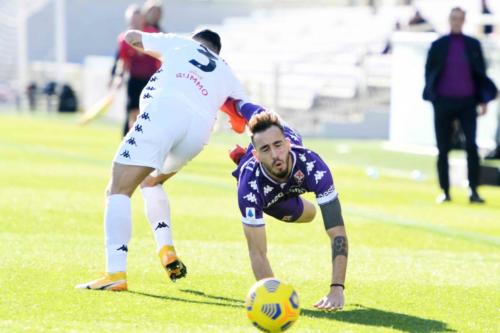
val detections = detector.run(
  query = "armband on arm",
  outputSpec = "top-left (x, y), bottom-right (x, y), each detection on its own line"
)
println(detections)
top-left (319, 198), bottom-right (344, 230)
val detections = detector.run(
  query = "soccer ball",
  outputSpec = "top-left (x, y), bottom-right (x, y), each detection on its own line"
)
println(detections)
top-left (245, 278), bottom-right (300, 332)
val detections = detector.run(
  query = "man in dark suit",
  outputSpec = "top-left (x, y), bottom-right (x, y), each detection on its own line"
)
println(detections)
top-left (423, 7), bottom-right (497, 204)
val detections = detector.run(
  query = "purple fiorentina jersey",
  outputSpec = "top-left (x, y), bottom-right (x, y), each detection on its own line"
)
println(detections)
top-left (234, 132), bottom-right (337, 226)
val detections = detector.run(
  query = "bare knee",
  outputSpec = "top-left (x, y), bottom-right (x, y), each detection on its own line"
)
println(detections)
top-left (109, 163), bottom-right (154, 196)
top-left (108, 181), bottom-right (134, 196)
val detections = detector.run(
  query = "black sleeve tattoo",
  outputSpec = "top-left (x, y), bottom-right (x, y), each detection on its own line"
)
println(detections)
top-left (332, 236), bottom-right (348, 260)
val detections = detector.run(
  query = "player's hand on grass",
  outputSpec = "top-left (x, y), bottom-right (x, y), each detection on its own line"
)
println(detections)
top-left (314, 286), bottom-right (344, 311)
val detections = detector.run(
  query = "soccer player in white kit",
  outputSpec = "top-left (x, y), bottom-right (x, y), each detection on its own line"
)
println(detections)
top-left (76, 29), bottom-right (248, 291)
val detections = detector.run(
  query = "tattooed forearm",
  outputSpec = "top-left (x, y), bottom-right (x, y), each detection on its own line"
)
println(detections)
top-left (332, 236), bottom-right (348, 260)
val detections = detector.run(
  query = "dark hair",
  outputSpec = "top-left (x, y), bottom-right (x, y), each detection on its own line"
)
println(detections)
top-left (450, 7), bottom-right (466, 15)
top-left (249, 112), bottom-right (285, 144)
top-left (192, 29), bottom-right (221, 54)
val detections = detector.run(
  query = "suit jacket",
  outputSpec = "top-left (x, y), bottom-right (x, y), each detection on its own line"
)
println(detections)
top-left (423, 34), bottom-right (498, 104)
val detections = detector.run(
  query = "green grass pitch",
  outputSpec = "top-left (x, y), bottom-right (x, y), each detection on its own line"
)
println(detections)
top-left (0, 113), bottom-right (499, 332)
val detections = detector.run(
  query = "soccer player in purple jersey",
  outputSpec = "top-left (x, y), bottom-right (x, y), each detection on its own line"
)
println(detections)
top-left (230, 102), bottom-right (348, 311)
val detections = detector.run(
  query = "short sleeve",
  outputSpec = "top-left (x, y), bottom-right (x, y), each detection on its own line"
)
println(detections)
top-left (307, 152), bottom-right (338, 205)
top-left (238, 181), bottom-right (265, 227)
top-left (118, 33), bottom-right (130, 58)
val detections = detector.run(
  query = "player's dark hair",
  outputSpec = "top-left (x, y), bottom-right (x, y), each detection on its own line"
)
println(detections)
top-left (249, 112), bottom-right (285, 144)
top-left (192, 29), bottom-right (221, 54)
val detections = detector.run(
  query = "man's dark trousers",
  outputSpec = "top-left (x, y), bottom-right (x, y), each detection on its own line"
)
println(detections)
top-left (433, 96), bottom-right (479, 192)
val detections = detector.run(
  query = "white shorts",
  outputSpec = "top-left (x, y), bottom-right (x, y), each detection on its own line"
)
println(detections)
top-left (113, 99), bottom-right (214, 174)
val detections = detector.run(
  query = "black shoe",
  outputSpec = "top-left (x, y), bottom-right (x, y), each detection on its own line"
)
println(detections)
top-left (436, 193), bottom-right (451, 204)
top-left (469, 192), bottom-right (485, 204)
top-left (166, 259), bottom-right (187, 282)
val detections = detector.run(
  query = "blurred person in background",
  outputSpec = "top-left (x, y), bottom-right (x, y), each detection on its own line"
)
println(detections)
top-left (483, 1), bottom-right (500, 160)
top-left (143, 0), bottom-right (163, 32)
top-left (43, 81), bottom-right (57, 112)
top-left (58, 84), bottom-right (78, 113)
top-left (481, 0), bottom-right (494, 36)
top-left (485, 126), bottom-right (500, 159)
top-left (408, 8), bottom-right (434, 32)
top-left (26, 82), bottom-right (37, 111)
top-left (110, 4), bottom-right (161, 136)
top-left (423, 7), bottom-right (497, 204)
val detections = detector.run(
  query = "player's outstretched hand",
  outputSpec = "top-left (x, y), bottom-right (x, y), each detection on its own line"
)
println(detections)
top-left (313, 287), bottom-right (344, 311)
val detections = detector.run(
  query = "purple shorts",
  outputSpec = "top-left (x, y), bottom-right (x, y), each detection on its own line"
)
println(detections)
top-left (264, 196), bottom-right (304, 222)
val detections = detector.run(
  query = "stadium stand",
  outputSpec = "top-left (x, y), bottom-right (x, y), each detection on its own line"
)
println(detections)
top-left (203, 6), bottom-right (409, 133)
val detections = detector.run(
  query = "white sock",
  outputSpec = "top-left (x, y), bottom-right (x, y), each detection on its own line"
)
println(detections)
top-left (105, 194), bottom-right (131, 273)
top-left (141, 185), bottom-right (173, 252)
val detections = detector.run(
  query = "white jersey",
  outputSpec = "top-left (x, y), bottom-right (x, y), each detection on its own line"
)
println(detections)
top-left (140, 32), bottom-right (248, 121)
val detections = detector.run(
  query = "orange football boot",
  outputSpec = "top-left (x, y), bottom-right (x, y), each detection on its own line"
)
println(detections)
top-left (220, 98), bottom-right (247, 134)
top-left (75, 272), bottom-right (128, 291)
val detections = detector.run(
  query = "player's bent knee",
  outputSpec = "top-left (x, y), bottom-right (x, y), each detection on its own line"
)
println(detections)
top-left (110, 163), bottom-right (154, 196)
top-left (108, 183), bottom-right (134, 197)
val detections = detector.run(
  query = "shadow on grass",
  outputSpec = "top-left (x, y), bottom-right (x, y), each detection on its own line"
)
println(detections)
top-left (301, 304), bottom-right (455, 333)
top-left (127, 290), bottom-right (242, 309)
top-left (129, 289), bottom-right (455, 333)
top-left (180, 288), bottom-right (244, 303)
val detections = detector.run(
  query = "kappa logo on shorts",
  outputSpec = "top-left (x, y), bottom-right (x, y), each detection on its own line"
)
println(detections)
top-left (134, 124), bottom-right (143, 133)
top-left (120, 150), bottom-right (131, 159)
top-left (143, 93), bottom-right (153, 99)
top-left (145, 86), bottom-right (155, 91)
top-left (140, 112), bottom-right (151, 121)
top-left (150, 76), bottom-right (158, 82)
top-left (156, 68), bottom-right (163, 73)
top-left (245, 207), bottom-right (256, 219)
top-left (126, 137), bottom-right (137, 146)
top-left (282, 215), bottom-right (293, 222)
